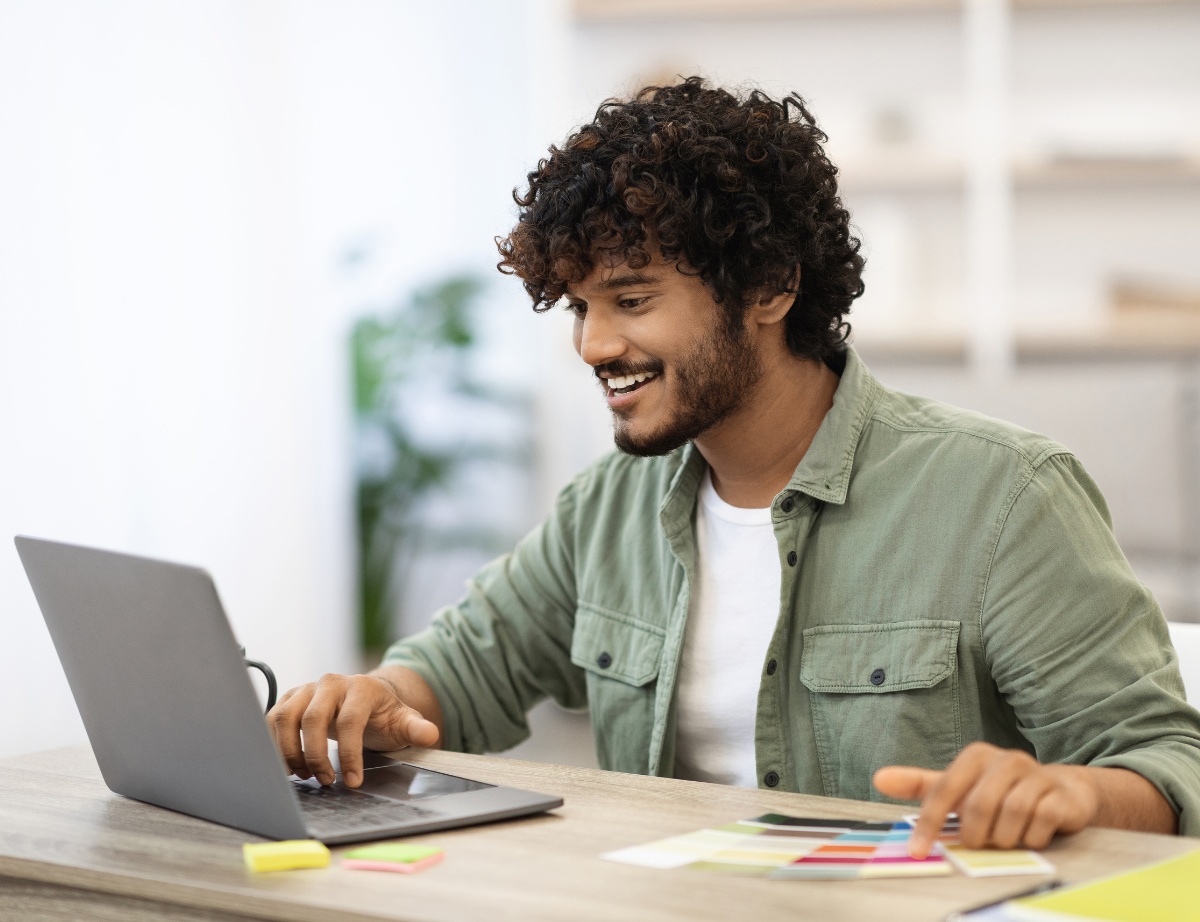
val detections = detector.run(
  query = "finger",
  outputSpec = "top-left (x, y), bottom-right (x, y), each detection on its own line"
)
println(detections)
top-left (909, 744), bottom-right (997, 858)
top-left (396, 705), bottom-right (440, 748)
top-left (300, 674), bottom-right (346, 785)
top-left (958, 751), bottom-right (1037, 849)
top-left (873, 766), bottom-right (941, 802)
top-left (332, 681), bottom-right (380, 787)
top-left (1023, 793), bottom-right (1071, 850)
top-left (361, 699), bottom-right (440, 753)
top-left (990, 772), bottom-right (1055, 849)
top-left (269, 684), bottom-right (315, 778)
top-left (266, 693), bottom-right (286, 746)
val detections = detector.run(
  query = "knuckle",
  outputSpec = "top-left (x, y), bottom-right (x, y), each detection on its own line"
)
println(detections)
top-left (1034, 796), bottom-right (1067, 828)
top-left (1005, 788), bottom-right (1039, 818)
top-left (960, 799), bottom-right (988, 831)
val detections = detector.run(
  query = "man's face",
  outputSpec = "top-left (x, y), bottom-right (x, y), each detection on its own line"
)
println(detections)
top-left (567, 253), bottom-right (763, 456)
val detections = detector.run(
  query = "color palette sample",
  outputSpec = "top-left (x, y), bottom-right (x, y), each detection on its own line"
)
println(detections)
top-left (768, 817), bottom-right (952, 880)
top-left (941, 845), bottom-right (1057, 879)
top-left (602, 814), bottom-right (952, 879)
top-left (903, 814), bottom-right (1057, 878)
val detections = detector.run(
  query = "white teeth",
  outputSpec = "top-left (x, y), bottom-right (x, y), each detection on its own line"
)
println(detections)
top-left (606, 372), bottom-right (657, 392)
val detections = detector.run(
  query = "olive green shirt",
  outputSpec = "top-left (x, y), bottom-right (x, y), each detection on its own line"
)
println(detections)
top-left (384, 347), bottom-right (1200, 834)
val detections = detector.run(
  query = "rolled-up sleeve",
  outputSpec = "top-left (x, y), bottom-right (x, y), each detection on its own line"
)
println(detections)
top-left (982, 451), bottom-right (1200, 835)
top-left (381, 480), bottom-right (584, 755)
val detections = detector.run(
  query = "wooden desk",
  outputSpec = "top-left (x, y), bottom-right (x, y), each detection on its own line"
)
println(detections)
top-left (1, 745), bottom-right (1195, 922)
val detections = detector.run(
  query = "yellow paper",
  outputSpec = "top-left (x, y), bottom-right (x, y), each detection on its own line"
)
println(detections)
top-left (1013, 849), bottom-right (1200, 922)
top-left (243, 839), bottom-right (331, 873)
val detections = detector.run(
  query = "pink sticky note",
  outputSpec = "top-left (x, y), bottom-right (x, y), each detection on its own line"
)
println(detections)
top-left (342, 853), bottom-right (444, 874)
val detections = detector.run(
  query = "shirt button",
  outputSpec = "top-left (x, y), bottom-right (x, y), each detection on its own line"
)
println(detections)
top-left (597, 652), bottom-right (613, 669)
top-left (870, 668), bottom-right (885, 686)
top-left (787, 551), bottom-right (797, 567)
top-left (781, 497), bottom-right (795, 513)
top-left (766, 659), bottom-right (777, 676)
top-left (764, 771), bottom-right (780, 787)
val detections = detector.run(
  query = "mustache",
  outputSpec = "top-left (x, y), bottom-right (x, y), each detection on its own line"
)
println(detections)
top-left (593, 361), bottom-right (664, 380)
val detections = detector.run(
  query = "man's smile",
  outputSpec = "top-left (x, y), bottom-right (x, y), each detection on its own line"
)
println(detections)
top-left (598, 370), bottom-right (660, 409)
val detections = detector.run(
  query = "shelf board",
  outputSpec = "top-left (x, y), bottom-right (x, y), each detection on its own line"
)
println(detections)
top-left (573, 0), bottom-right (955, 20)
top-left (1014, 156), bottom-right (1200, 189)
top-left (854, 321), bottom-right (1200, 366)
top-left (573, 0), bottom-right (1194, 21)
top-left (836, 155), bottom-right (1200, 195)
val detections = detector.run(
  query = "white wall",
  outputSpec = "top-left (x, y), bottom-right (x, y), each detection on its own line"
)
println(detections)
top-left (0, 0), bottom-right (577, 760)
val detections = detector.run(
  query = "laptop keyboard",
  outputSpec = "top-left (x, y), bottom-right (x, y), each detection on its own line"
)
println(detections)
top-left (292, 781), bottom-right (438, 835)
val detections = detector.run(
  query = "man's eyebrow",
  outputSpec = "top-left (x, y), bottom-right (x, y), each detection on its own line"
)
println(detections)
top-left (567, 271), bottom-right (664, 298)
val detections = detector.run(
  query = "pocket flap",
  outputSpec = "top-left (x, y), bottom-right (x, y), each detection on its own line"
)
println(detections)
top-left (800, 620), bottom-right (960, 693)
top-left (571, 603), bottom-right (665, 686)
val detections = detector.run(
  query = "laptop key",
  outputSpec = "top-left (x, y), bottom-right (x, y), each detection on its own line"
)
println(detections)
top-left (292, 782), bottom-right (437, 833)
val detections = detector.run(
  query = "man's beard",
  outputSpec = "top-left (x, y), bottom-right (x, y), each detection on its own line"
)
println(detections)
top-left (612, 316), bottom-right (763, 457)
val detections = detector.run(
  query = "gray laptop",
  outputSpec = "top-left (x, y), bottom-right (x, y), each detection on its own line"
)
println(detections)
top-left (15, 535), bottom-right (563, 844)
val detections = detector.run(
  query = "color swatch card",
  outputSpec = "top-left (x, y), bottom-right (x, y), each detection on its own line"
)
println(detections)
top-left (769, 818), bottom-right (952, 880)
top-left (903, 814), bottom-right (1057, 878)
top-left (941, 845), bottom-right (1056, 879)
top-left (602, 814), bottom-right (952, 879)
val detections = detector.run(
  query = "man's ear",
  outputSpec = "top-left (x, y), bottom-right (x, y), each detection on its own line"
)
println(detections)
top-left (748, 268), bottom-right (801, 328)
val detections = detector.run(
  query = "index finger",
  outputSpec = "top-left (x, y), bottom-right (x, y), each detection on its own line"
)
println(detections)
top-left (874, 765), bottom-right (947, 858)
top-left (909, 750), bottom-right (991, 858)
top-left (331, 682), bottom-right (380, 787)
top-left (299, 675), bottom-right (348, 785)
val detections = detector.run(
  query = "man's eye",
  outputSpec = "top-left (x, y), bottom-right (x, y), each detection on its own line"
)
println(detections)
top-left (618, 297), bottom-right (647, 310)
top-left (564, 302), bottom-right (587, 316)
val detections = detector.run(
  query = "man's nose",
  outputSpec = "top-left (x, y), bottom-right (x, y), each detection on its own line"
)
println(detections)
top-left (575, 309), bottom-right (625, 368)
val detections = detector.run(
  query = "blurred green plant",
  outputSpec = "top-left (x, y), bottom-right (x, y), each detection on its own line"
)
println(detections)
top-left (351, 276), bottom-right (532, 656)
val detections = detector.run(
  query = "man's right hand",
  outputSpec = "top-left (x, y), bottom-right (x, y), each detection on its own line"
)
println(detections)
top-left (267, 666), bottom-right (443, 789)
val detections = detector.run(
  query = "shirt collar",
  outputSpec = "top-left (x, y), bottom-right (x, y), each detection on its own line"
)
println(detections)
top-left (784, 346), bottom-right (881, 506)
top-left (659, 346), bottom-right (881, 526)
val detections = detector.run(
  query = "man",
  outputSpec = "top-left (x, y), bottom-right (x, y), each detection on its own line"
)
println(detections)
top-left (269, 78), bottom-right (1200, 857)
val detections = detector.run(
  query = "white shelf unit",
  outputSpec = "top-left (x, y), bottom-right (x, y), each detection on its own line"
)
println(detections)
top-left (569, 0), bottom-right (1200, 373)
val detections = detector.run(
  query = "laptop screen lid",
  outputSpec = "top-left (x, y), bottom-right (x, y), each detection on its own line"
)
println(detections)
top-left (15, 535), bottom-right (310, 840)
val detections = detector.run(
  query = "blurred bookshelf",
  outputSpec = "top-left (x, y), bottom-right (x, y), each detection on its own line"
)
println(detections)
top-left (571, 0), bottom-right (1200, 373)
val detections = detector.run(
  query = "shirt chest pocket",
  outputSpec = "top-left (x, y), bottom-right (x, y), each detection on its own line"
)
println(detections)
top-left (570, 603), bottom-right (665, 774)
top-left (799, 620), bottom-right (962, 803)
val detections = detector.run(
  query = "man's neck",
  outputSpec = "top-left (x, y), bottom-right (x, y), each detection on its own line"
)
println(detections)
top-left (694, 353), bottom-right (839, 509)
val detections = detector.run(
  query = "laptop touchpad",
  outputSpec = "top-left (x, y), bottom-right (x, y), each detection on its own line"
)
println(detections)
top-left (348, 759), bottom-right (493, 801)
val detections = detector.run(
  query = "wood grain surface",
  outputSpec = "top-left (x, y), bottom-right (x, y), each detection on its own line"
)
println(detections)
top-left (1, 745), bottom-right (1195, 922)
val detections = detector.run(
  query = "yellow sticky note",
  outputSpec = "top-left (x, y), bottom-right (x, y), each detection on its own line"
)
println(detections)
top-left (243, 839), bottom-right (331, 872)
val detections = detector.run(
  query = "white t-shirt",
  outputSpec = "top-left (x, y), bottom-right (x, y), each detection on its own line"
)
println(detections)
top-left (673, 469), bottom-right (781, 788)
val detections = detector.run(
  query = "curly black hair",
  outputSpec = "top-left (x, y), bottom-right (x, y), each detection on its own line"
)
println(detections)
top-left (496, 77), bottom-right (864, 361)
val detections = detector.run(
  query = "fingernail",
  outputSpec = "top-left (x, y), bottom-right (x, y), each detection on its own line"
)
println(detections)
top-left (347, 772), bottom-right (360, 787)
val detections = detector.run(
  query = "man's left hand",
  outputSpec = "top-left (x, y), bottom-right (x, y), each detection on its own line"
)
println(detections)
top-left (872, 742), bottom-right (1099, 858)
